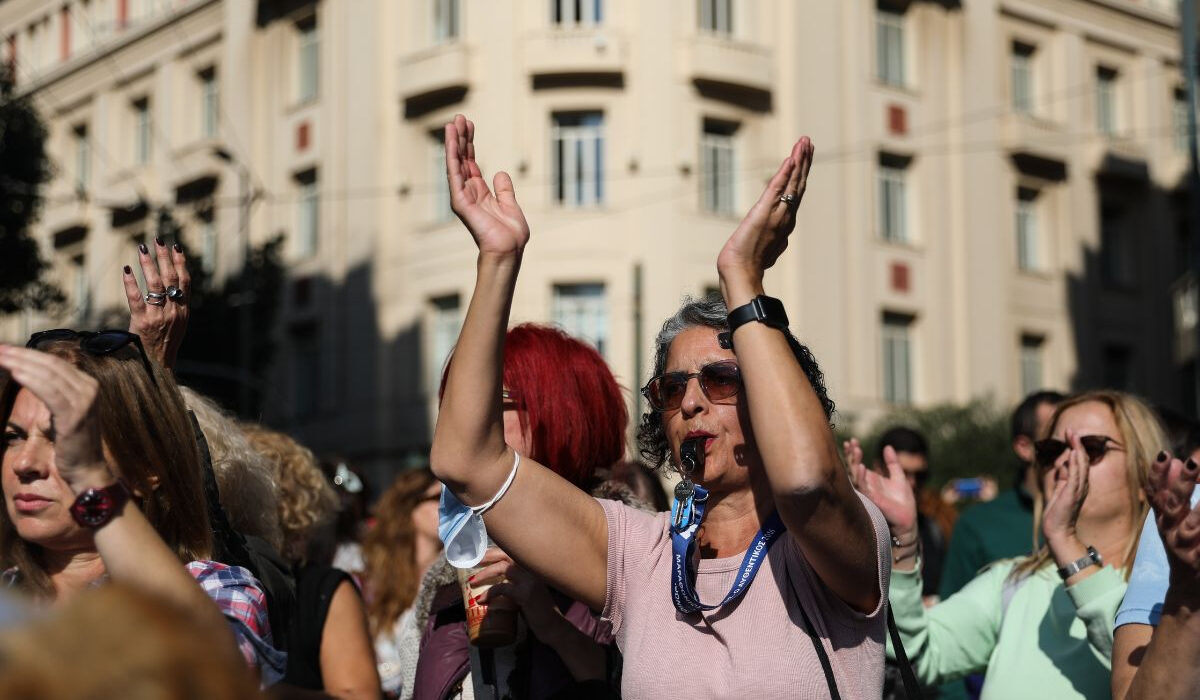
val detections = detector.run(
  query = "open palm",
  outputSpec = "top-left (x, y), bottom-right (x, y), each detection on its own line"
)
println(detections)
top-left (848, 443), bottom-right (918, 533)
top-left (445, 114), bottom-right (529, 256)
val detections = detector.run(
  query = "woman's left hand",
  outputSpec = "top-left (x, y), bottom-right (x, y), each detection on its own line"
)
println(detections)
top-left (1041, 429), bottom-right (1091, 546)
top-left (717, 137), bottom-right (814, 297)
top-left (473, 550), bottom-right (561, 632)
top-left (0, 346), bottom-right (113, 491)
top-left (124, 240), bottom-right (191, 369)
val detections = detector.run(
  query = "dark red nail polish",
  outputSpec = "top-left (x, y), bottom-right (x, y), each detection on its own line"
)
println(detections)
top-left (138, 243), bottom-right (148, 255)
top-left (173, 243), bottom-right (182, 253)
top-left (1158, 450), bottom-right (1168, 462)
top-left (154, 236), bottom-right (164, 247)
top-left (1187, 459), bottom-right (1197, 471)
top-left (123, 265), bottom-right (131, 275)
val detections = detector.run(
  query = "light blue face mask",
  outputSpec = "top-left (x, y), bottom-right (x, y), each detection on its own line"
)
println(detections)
top-left (436, 452), bottom-right (522, 569)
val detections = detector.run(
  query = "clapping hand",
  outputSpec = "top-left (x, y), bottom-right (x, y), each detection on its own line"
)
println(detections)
top-left (1041, 430), bottom-right (1091, 546)
top-left (1147, 452), bottom-right (1200, 598)
top-left (124, 240), bottom-right (190, 369)
top-left (445, 114), bottom-right (530, 257)
top-left (848, 441), bottom-right (918, 535)
top-left (0, 346), bottom-right (113, 491)
top-left (717, 137), bottom-right (814, 296)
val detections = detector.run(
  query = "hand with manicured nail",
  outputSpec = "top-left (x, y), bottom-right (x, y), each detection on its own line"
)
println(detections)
top-left (123, 240), bottom-right (191, 369)
top-left (1147, 451), bottom-right (1200, 599)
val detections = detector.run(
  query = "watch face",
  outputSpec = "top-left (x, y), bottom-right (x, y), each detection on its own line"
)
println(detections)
top-left (70, 489), bottom-right (116, 528)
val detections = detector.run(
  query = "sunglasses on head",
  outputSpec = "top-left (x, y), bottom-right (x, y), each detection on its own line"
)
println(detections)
top-left (641, 359), bottom-right (741, 412)
top-left (1033, 434), bottom-right (1123, 469)
top-left (26, 329), bottom-right (157, 383)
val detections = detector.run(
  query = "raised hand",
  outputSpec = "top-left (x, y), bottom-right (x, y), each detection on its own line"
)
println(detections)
top-left (1147, 453), bottom-right (1200, 598)
top-left (0, 346), bottom-right (113, 491)
top-left (445, 114), bottom-right (530, 257)
top-left (1041, 430), bottom-right (1091, 546)
top-left (717, 137), bottom-right (814, 295)
top-left (124, 239), bottom-right (190, 369)
top-left (849, 443), bottom-right (918, 535)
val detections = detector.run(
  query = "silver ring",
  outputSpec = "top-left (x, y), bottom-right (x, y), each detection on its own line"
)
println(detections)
top-left (166, 286), bottom-right (185, 303)
top-left (779, 193), bottom-right (799, 206)
top-left (144, 291), bottom-right (167, 306)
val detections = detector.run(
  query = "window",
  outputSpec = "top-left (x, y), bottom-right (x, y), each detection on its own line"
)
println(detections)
top-left (428, 294), bottom-right (462, 392)
top-left (1174, 87), bottom-right (1190, 154)
top-left (200, 212), bottom-right (218, 274)
top-left (430, 130), bottom-right (451, 221)
top-left (295, 169), bottom-right (319, 258)
top-left (1020, 335), bottom-right (1044, 396)
top-left (1096, 66), bottom-right (1119, 136)
top-left (72, 254), bottom-right (88, 324)
top-left (881, 312), bottom-right (913, 405)
top-left (433, 0), bottom-right (460, 41)
top-left (292, 324), bottom-right (320, 418)
top-left (552, 112), bottom-right (604, 208)
top-left (1011, 42), bottom-right (1035, 115)
top-left (876, 7), bottom-right (905, 87)
top-left (701, 119), bottom-right (737, 215)
top-left (877, 153), bottom-right (909, 243)
top-left (1015, 188), bottom-right (1039, 271)
top-left (297, 17), bottom-right (319, 102)
top-left (132, 97), bottom-right (151, 165)
top-left (199, 67), bottom-right (218, 139)
top-left (73, 124), bottom-right (90, 192)
top-left (1100, 203), bottom-right (1135, 288)
top-left (698, 0), bottom-right (731, 35)
top-left (554, 0), bottom-right (602, 26)
top-left (553, 283), bottom-right (608, 357)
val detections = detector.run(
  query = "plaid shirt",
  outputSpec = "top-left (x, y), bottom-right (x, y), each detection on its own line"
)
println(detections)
top-left (187, 560), bottom-right (288, 686)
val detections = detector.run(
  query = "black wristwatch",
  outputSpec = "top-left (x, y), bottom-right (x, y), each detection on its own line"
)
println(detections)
top-left (727, 295), bottom-right (789, 334)
top-left (1056, 546), bottom-right (1102, 580)
top-left (70, 482), bottom-right (131, 529)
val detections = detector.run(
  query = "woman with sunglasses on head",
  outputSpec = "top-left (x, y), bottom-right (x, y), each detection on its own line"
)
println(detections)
top-left (852, 390), bottom-right (1166, 699)
top-left (431, 114), bottom-right (890, 697)
top-left (0, 329), bottom-right (286, 685)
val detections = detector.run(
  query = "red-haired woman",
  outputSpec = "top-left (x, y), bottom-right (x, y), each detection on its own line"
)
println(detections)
top-left (408, 323), bottom-right (641, 700)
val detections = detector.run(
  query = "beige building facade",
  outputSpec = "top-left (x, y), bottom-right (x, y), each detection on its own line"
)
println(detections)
top-left (0, 0), bottom-right (1191, 483)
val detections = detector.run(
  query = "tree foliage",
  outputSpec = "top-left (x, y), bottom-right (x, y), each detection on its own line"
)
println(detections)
top-left (845, 397), bottom-right (1015, 489)
top-left (0, 68), bottom-right (63, 313)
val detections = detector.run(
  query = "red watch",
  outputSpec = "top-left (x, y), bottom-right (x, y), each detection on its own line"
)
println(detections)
top-left (70, 482), bottom-right (131, 528)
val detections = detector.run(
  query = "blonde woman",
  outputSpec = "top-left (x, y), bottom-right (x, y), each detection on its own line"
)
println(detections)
top-left (852, 391), bottom-right (1166, 699)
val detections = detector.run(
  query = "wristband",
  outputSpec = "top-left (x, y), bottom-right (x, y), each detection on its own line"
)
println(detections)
top-left (720, 295), bottom-right (789, 349)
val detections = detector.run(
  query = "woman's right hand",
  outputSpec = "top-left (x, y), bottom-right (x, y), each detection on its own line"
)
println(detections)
top-left (445, 114), bottom-right (529, 257)
top-left (0, 346), bottom-right (113, 491)
top-left (848, 441), bottom-right (918, 535)
top-left (1148, 453), bottom-right (1200, 601)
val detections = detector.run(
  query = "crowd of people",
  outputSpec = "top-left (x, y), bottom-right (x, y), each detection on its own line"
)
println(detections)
top-left (0, 113), bottom-right (1198, 699)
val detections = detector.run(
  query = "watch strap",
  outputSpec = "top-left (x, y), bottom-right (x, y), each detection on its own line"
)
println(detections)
top-left (726, 295), bottom-right (789, 335)
top-left (1057, 545), bottom-right (1102, 580)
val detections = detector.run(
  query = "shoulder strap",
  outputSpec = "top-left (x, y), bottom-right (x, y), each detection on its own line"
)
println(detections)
top-left (785, 562), bottom-right (841, 700)
top-left (886, 605), bottom-right (925, 700)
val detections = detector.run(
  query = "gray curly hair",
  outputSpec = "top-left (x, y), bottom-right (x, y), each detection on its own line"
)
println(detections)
top-left (180, 387), bottom-right (285, 552)
top-left (636, 294), bottom-right (836, 471)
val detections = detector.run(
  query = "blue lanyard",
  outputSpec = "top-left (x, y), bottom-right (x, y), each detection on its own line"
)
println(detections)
top-left (669, 482), bottom-right (787, 615)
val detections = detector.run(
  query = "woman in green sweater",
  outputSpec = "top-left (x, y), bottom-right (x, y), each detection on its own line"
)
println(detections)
top-left (851, 391), bottom-right (1166, 699)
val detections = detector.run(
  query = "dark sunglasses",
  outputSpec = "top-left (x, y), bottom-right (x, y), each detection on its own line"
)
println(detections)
top-left (641, 359), bottom-right (741, 412)
top-left (1034, 435), bottom-right (1123, 469)
top-left (26, 329), bottom-right (156, 383)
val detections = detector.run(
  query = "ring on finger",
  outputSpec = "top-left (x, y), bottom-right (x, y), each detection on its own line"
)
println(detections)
top-left (779, 193), bottom-right (799, 206)
top-left (166, 286), bottom-right (186, 303)
top-left (144, 291), bottom-right (167, 306)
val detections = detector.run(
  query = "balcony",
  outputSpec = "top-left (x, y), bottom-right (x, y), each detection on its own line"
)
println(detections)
top-left (397, 43), bottom-right (470, 112)
top-left (1001, 113), bottom-right (1070, 173)
top-left (524, 28), bottom-right (628, 82)
top-left (681, 35), bottom-right (773, 110)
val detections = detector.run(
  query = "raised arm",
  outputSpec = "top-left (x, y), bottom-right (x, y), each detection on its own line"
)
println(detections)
top-left (1115, 455), bottom-right (1200, 700)
top-left (428, 115), bottom-right (608, 611)
top-left (717, 140), bottom-right (881, 613)
top-left (124, 239), bottom-right (191, 369)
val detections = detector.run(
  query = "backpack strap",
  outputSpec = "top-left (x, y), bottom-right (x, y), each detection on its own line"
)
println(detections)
top-left (887, 604), bottom-right (925, 700)
top-left (785, 560), bottom-right (841, 700)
